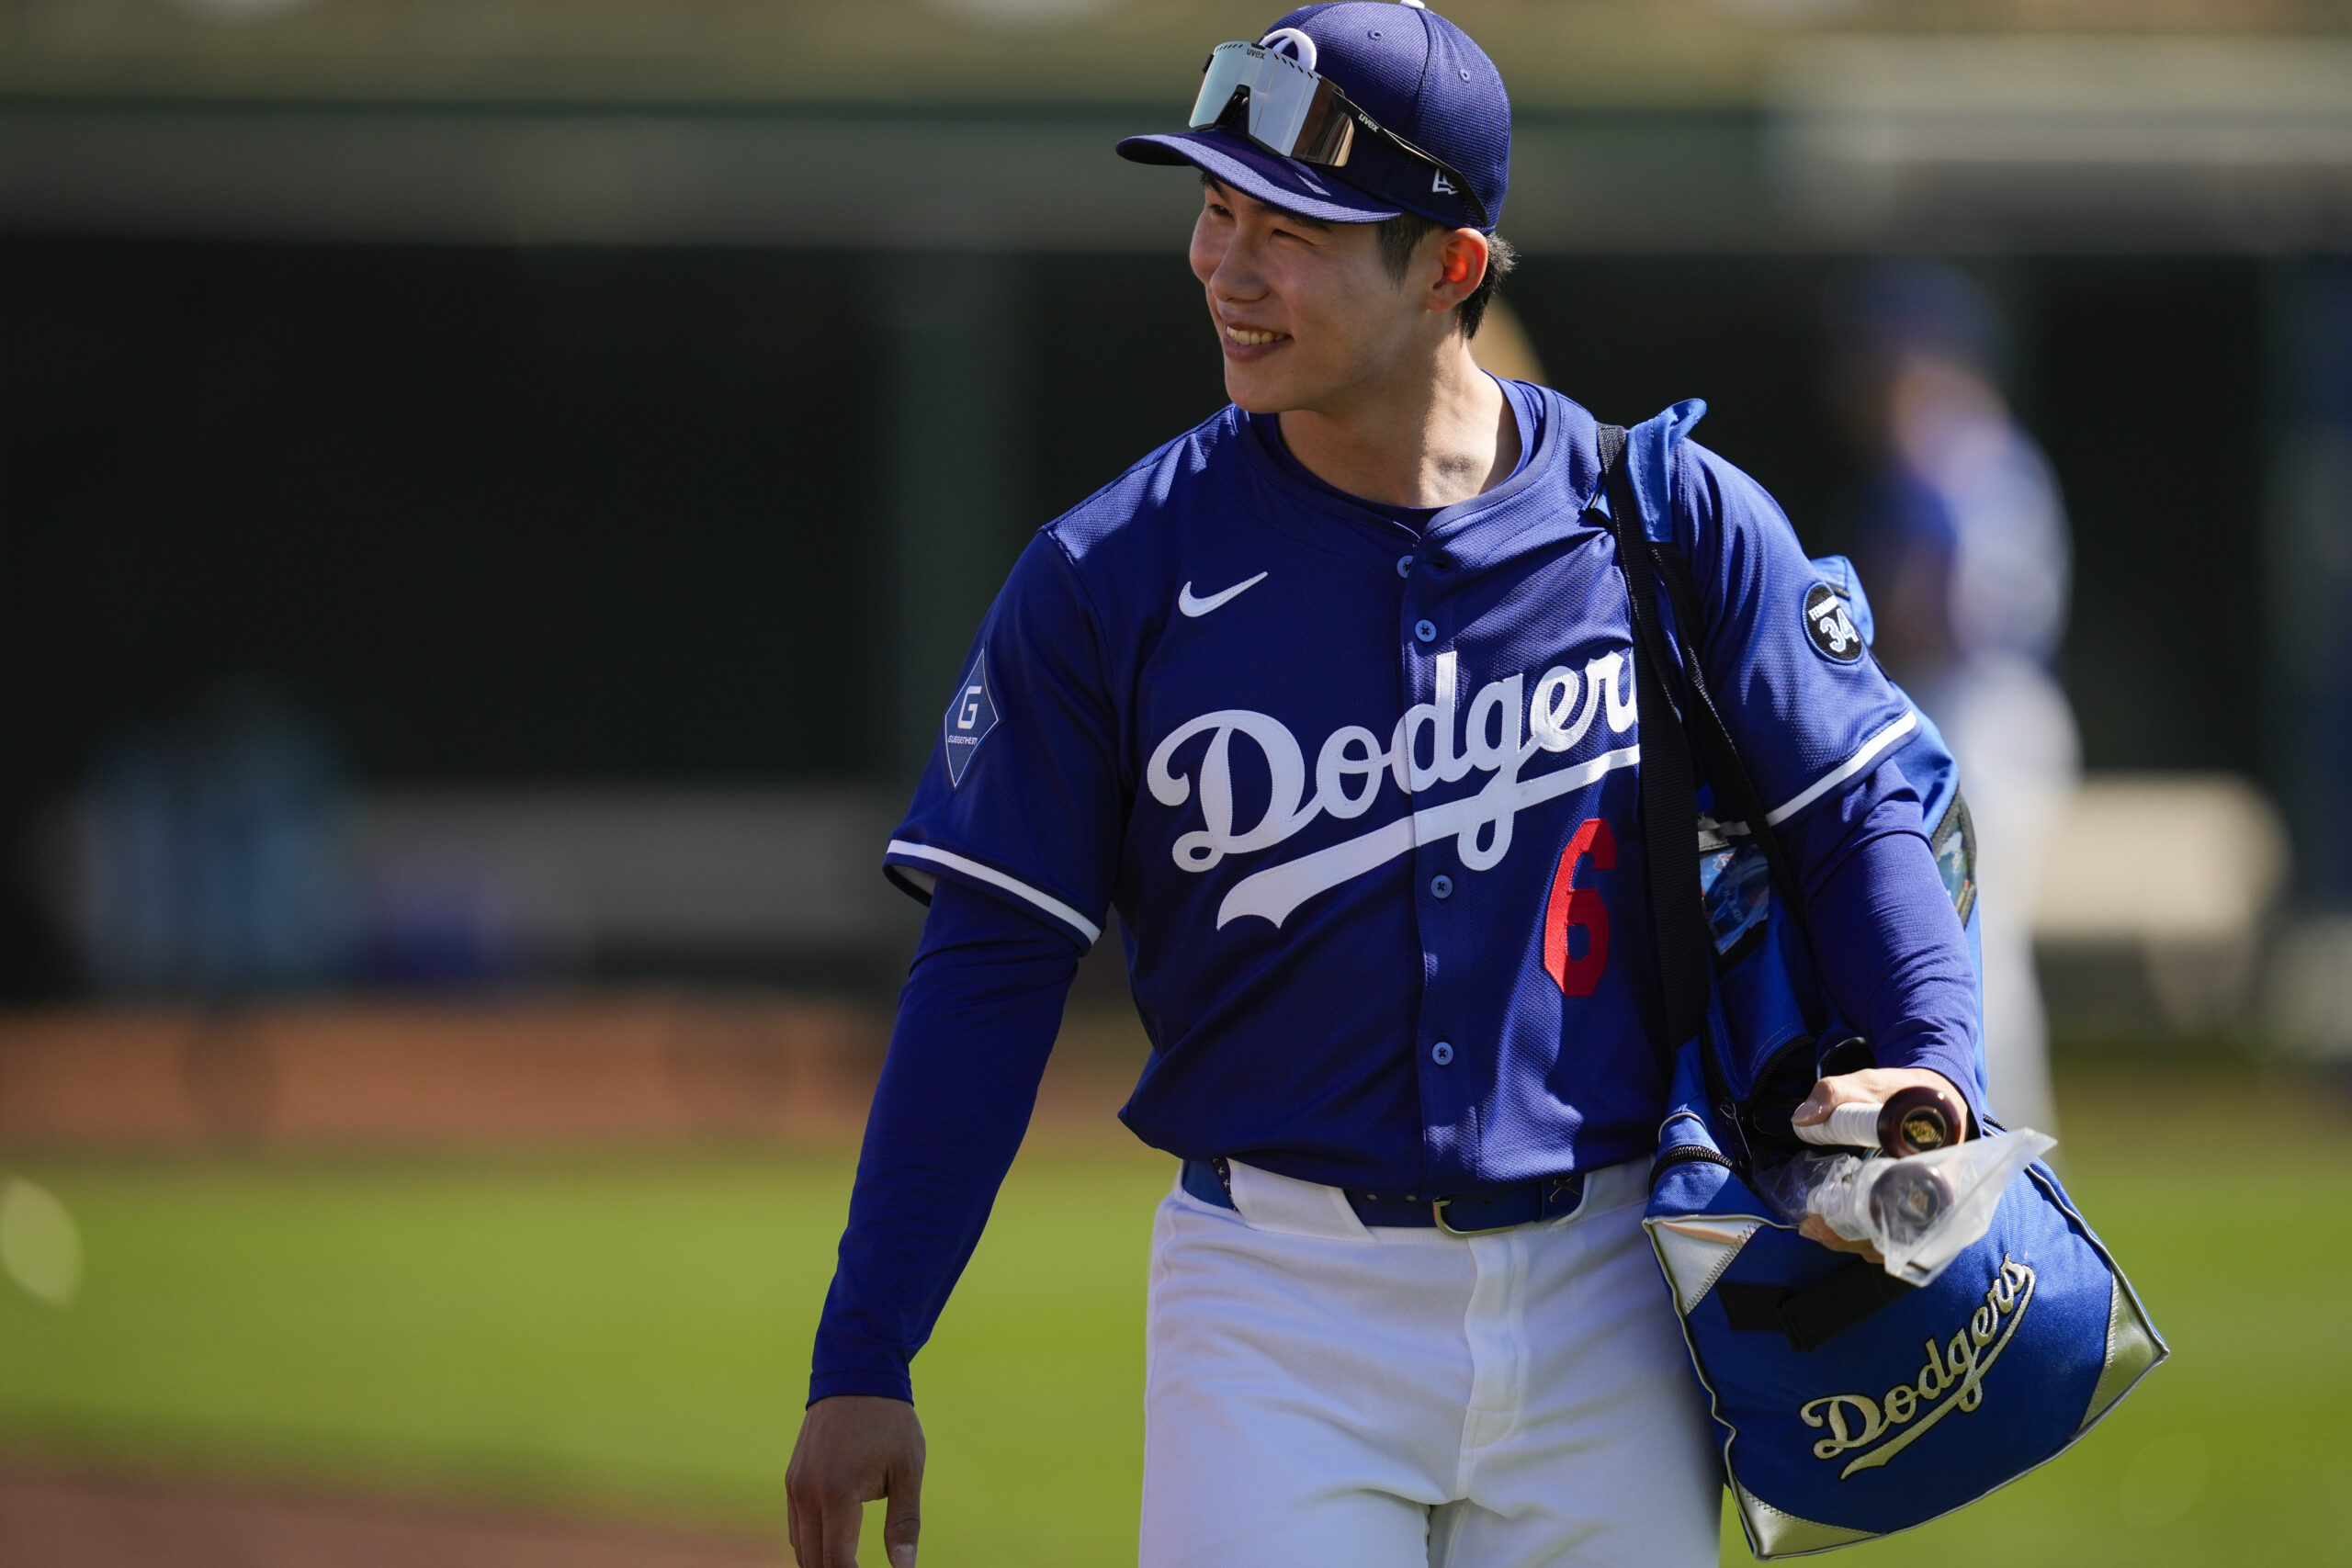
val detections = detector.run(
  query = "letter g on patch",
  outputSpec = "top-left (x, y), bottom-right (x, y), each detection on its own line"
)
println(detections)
top-left (942, 649), bottom-right (1001, 786)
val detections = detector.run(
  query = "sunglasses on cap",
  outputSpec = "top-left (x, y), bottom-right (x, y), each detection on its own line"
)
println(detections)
top-left (1188, 36), bottom-right (1491, 230)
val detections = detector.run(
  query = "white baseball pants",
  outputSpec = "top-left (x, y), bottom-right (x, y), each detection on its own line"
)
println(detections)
top-left (1139, 1158), bottom-right (1721, 1568)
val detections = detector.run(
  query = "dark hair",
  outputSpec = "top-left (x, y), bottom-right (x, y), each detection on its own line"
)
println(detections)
top-left (1375, 211), bottom-right (1517, 339)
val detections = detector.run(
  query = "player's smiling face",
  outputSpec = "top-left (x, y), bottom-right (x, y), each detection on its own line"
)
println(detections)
top-left (1190, 179), bottom-right (1444, 416)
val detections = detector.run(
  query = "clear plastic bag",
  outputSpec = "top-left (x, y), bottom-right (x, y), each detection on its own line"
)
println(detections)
top-left (1755, 1129), bottom-right (2059, 1287)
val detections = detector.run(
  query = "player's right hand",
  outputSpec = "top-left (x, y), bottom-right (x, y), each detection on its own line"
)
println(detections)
top-left (786, 1394), bottom-right (926, 1568)
top-left (1797, 1212), bottom-right (1885, 1264)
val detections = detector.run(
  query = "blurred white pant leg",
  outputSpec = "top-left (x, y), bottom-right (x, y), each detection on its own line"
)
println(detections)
top-left (1139, 1163), bottom-right (1718, 1568)
top-left (1925, 654), bottom-right (2078, 1136)
top-left (1425, 1171), bottom-right (1720, 1568)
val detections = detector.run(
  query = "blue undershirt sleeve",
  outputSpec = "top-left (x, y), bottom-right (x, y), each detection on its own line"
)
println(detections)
top-left (808, 878), bottom-right (1084, 1406)
top-left (1781, 761), bottom-right (1986, 1134)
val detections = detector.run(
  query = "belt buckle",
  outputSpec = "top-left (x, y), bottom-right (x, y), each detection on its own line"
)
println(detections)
top-left (1431, 1196), bottom-right (1518, 1237)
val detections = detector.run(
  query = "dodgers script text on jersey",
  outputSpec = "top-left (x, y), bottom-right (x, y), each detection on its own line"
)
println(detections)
top-left (885, 388), bottom-right (1914, 1196)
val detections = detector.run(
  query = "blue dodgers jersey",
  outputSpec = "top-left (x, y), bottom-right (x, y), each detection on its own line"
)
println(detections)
top-left (885, 389), bottom-right (1915, 1194)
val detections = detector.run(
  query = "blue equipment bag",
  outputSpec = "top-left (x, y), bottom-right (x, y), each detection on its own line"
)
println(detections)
top-left (1594, 414), bottom-right (2165, 1557)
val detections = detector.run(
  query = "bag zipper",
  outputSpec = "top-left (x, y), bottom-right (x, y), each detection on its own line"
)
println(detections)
top-left (1650, 1142), bottom-right (1738, 1187)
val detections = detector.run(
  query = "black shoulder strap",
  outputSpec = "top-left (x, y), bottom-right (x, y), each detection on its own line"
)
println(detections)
top-left (1648, 543), bottom-right (1801, 908)
top-left (1595, 425), bottom-right (1712, 1074)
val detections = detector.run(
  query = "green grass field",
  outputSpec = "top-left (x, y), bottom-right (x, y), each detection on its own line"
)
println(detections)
top-left (0, 1062), bottom-right (2346, 1564)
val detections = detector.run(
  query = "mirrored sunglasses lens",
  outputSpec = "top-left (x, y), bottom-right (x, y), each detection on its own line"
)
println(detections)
top-left (1244, 55), bottom-right (1316, 153)
top-left (1187, 41), bottom-right (1327, 158)
top-left (1290, 80), bottom-right (1355, 166)
top-left (1188, 44), bottom-right (1256, 130)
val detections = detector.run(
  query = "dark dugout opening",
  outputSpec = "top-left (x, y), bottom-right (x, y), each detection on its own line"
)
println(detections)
top-left (0, 238), bottom-right (2267, 996)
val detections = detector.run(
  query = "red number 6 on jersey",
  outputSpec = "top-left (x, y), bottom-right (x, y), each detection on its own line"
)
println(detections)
top-left (1543, 818), bottom-right (1615, 997)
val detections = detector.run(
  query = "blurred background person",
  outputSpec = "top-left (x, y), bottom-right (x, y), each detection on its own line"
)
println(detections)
top-left (70, 687), bottom-right (356, 999)
top-left (1830, 262), bottom-right (2075, 1137)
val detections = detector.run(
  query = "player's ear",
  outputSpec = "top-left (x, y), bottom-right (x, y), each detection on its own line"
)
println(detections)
top-left (1428, 230), bottom-right (1489, 316)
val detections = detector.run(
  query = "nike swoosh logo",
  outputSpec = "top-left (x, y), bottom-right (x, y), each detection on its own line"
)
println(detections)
top-left (1177, 571), bottom-right (1269, 618)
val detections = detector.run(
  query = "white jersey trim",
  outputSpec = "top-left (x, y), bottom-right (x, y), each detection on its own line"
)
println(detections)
top-left (886, 840), bottom-right (1104, 946)
top-left (1760, 710), bottom-right (1920, 829)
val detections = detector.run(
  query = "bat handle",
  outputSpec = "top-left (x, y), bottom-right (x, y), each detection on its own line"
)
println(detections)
top-left (1793, 1084), bottom-right (1967, 1156)
top-left (1795, 1101), bottom-right (1884, 1149)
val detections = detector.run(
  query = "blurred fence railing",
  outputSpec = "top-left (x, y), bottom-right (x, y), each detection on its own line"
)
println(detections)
top-left (6, 37), bottom-right (2352, 255)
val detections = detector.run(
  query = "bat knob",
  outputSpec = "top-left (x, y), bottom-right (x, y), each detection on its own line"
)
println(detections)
top-left (1877, 1084), bottom-right (1965, 1158)
top-left (1868, 1161), bottom-right (1954, 1246)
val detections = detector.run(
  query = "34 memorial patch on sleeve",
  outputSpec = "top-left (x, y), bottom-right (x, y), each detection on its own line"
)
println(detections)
top-left (1803, 583), bottom-right (1866, 663)
top-left (942, 649), bottom-right (1000, 786)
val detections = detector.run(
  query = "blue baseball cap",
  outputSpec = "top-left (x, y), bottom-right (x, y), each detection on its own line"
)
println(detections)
top-left (1827, 261), bottom-right (2011, 378)
top-left (1117, 2), bottom-right (1510, 233)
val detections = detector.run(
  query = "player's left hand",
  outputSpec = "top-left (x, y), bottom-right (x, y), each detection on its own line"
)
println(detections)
top-left (1791, 1066), bottom-right (1971, 1262)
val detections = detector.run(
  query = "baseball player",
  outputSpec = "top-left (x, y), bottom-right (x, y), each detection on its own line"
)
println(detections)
top-left (787, 6), bottom-right (1982, 1564)
top-left (1833, 262), bottom-right (2076, 1143)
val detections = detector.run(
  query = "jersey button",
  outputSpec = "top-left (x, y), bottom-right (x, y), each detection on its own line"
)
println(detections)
top-left (1413, 618), bottom-right (1438, 643)
top-left (1430, 874), bottom-right (1453, 899)
top-left (1430, 1042), bottom-right (1455, 1066)
top-left (1396, 554), bottom-right (1414, 578)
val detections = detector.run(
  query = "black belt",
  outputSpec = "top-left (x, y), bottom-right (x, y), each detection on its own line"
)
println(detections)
top-left (1182, 1157), bottom-right (1587, 1235)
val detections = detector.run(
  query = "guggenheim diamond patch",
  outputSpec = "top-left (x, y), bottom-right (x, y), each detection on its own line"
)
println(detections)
top-left (943, 649), bottom-right (1000, 786)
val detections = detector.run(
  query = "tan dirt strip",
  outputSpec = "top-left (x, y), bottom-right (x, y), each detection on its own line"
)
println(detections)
top-left (0, 996), bottom-right (1156, 1148)
top-left (0, 1464), bottom-right (782, 1568)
